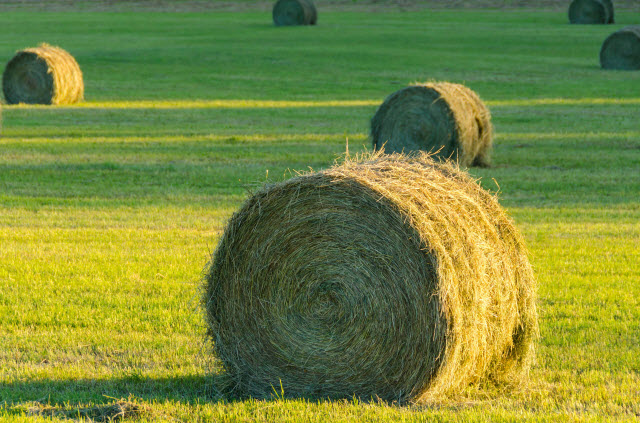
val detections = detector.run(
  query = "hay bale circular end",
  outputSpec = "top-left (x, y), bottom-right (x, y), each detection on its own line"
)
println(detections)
top-left (371, 82), bottom-right (493, 168)
top-left (600, 26), bottom-right (640, 70)
top-left (2, 43), bottom-right (83, 105)
top-left (203, 153), bottom-right (537, 403)
top-left (272, 0), bottom-right (317, 26)
top-left (568, 0), bottom-right (614, 24)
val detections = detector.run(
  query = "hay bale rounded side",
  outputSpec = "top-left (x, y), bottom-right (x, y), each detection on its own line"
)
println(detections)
top-left (272, 0), bottom-right (317, 26)
top-left (602, 0), bottom-right (615, 23)
top-left (371, 82), bottom-right (493, 168)
top-left (2, 43), bottom-right (84, 105)
top-left (568, 0), bottom-right (613, 24)
top-left (203, 153), bottom-right (537, 403)
top-left (600, 25), bottom-right (640, 70)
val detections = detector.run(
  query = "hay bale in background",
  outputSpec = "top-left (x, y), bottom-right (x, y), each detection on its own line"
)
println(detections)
top-left (272, 0), bottom-right (317, 26)
top-left (600, 25), bottom-right (640, 70)
top-left (203, 153), bottom-right (538, 403)
top-left (371, 82), bottom-right (493, 168)
top-left (2, 43), bottom-right (84, 105)
top-left (568, 0), bottom-right (614, 24)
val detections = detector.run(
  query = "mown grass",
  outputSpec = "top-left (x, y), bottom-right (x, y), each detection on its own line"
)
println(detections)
top-left (1, 6), bottom-right (639, 422)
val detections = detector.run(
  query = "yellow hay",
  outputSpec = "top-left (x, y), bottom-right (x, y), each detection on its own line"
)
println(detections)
top-left (2, 43), bottom-right (84, 105)
top-left (371, 82), bottom-right (493, 167)
top-left (203, 152), bottom-right (537, 403)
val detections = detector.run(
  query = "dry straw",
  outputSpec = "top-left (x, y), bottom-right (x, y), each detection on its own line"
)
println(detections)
top-left (2, 43), bottom-right (84, 105)
top-left (272, 0), bottom-right (317, 26)
top-left (371, 82), bottom-right (493, 168)
top-left (568, 0), bottom-right (614, 24)
top-left (600, 25), bottom-right (640, 70)
top-left (203, 152), bottom-right (537, 403)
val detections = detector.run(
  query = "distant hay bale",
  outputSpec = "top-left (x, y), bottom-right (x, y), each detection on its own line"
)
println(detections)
top-left (568, 0), bottom-right (614, 24)
top-left (371, 82), bottom-right (493, 168)
top-left (272, 0), bottom-right (317, 26)
top-left (600, 25), bottom-right (640, 70)
top-left (203, 152), bottom-right (538, 403)
top-left (2, 43), bottom-right (84, 105)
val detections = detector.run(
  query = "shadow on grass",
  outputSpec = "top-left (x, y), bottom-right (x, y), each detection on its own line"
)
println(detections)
top-left (0, 374), bottom-right (376, 421)
top-left (1, 374), bottom-right (235, 421)
top-left (1, 374), bottom-right (221, 406)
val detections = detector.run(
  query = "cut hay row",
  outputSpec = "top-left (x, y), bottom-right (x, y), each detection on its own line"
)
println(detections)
top-left (2, 43), bottom-right (83, 105)
top-left (568, 0), bottom-right (614, 24)
top-left (203, 152), bottom-right (537, 403)
top-left (272, 0), bottom-right (317, 26)
top-left (371, 82), bottom-right (493, 168)
top-left (600, 25), bottom-right (640, 70)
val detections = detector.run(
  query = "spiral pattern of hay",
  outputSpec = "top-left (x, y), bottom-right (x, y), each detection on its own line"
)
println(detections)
top-left (203, 152), bottom-right (537, 403)
top-left (2, 43), bottom-right (84, 105)
top-left (600, 25), bottom-right (640, 70)
top-left (371, 82), bottom-right (493, 168)
top-left (568, 0), bottom-right (614, 24)
top-left (272, 0), bottom-right (317, 26)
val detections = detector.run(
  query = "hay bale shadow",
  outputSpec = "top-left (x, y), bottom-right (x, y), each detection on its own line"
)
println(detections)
top-left (28, 398), bottom-right (148, 422)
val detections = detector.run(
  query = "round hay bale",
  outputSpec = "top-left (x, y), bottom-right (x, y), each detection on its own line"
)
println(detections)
top-left (272, 0), bottom-right (317, 26)
top-left (2, 43), bottom-right (84, 105)
top-left (600, 25), bottom-right (640, 70)
top-left (371, 82), bottom-right (493, 168)
top-left (568, 0), bottom-right (614, 24)
top-left (203, 153), bottom-right (538, 403)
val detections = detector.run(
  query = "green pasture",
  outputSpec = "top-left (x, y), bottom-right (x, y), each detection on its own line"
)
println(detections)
top-left (1, 6), bottom-right (639, 422)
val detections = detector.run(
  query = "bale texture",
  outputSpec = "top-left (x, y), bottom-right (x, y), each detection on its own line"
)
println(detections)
top-left (371, 82), bottom-right (493, 168)
top-left (600, 25), bottom-right (640, 70)
top-left (272, 0), bottom-right (317, 26)
top-left (2, 43), bottom-right (84, 105)
top-left (568, 0), bottom-right (614, 24)
top-left (203, 153), bottom-right (537, 403)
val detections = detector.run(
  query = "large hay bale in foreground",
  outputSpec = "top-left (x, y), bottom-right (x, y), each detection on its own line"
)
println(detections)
top-left (203, 153), bottom-right (538, 403)
top-left (272, 0), bottom-right (317, 26)
top-left (371, 82), bottom-right (493, 168)
top-left (2, 43), bottom-right (84, 105)
top-left (568, 0), bottom-right (614, 24)
top-left (600, 25), bottom-right (640, 70)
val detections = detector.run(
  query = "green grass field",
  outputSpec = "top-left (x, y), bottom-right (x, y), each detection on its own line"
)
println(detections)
top-left (1, 4), bottom-right (639, 422)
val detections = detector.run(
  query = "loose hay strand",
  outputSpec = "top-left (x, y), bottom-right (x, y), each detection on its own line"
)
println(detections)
top-left (2, 43), bottom-right (83, 105)
top-left (203, 152), bottom-right (537, 403)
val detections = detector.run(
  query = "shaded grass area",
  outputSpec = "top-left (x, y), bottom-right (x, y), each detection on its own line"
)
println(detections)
top-left (1, 8), bottom-right (639, 423)
top-left (1, 120), bottom-right (638, 207)
top-left (0, 11), bottom-right (639, 102)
